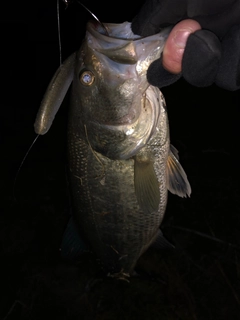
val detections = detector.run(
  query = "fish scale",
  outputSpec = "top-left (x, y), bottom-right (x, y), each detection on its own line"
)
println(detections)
top-left (34, 21), bottom-right (191, 278)
top-left (67, 87), bottom-right (169, 275)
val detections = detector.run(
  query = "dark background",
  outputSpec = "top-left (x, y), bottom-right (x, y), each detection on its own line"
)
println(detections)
top-left (1, 1), bottom-right (240, 319)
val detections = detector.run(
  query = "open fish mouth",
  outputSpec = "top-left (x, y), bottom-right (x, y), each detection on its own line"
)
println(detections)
top-left (87, 19), bottom-right (141, 40)
top-left (33, 13), bottom-right (191, 276)
top-left (89, 20), bottom-right (109, 36)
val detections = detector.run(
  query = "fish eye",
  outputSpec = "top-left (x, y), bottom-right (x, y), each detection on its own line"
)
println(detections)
top-left (79, 70), bottom-right (95, 86)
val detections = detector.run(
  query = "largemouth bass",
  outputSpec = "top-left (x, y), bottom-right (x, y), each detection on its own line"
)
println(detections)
top-left (34, 20), bottom-right (191, 279)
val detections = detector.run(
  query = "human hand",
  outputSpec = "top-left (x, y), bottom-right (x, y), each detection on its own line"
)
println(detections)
top-left (131, 0), bottom-right (240, 90)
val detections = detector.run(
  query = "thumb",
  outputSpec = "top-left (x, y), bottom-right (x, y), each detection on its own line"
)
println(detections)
top-left (162, 19), bottom-right (201, 74)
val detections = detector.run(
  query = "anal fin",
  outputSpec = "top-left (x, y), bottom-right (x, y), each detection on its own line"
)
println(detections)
top-left (60, 217), bottom-right (89, 260)
top-left (151, 229), bottom-right (175, 251)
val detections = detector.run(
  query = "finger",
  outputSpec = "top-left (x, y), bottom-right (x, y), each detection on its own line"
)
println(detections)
top-left (182, 30), bottom-right (222, 87)
top-left (163, 19), bottom-right (201, 74)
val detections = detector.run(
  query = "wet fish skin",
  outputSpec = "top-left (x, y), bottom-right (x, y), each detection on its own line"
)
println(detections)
top-left (34, 21), bottom-right (191, 278)
top-left (67, 88), bottom-right (169, 276)
top-left (68, 22), bottom-right (171, 160)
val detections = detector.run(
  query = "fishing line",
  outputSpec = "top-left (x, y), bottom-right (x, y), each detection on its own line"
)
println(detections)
top-left (14, 1), bottom-right (106, 200)
top-left (171, 225), bottom-right (240, 250)
top-left (13, 134), bottom-right (39, 201)
top-left (76, 1), bottom-right (109, 35)
top-left (14, 1), bottom-right (63, 200)
top-left (57, 0), bottom-right (62, 65)
top-left (63, 0), bottom-right (109, 35)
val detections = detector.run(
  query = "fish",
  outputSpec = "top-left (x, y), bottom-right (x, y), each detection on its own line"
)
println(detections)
top-left (34, 20), bottom-right (191, 279)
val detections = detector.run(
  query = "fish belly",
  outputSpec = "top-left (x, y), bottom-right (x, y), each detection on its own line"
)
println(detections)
top-left (67, 131), bottom-right (165, 275)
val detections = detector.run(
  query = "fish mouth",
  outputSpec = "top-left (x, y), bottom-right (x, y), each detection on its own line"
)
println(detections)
top-left (86, 21), bottom-right (144, 65)
top-left (89, 20), bottom-right (110, 36)
top-left (87, 20), bottom-right (140, 41)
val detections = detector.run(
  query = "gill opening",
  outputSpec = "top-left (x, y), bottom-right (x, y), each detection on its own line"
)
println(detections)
top-left (84, 124), bottom-right (105, 181)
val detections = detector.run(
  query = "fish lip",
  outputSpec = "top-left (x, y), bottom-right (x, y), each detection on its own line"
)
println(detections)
top-left (87, 20), bottom-right (172, 41)
top-left (88, 19), bottom-right (108, 36)
top-left (86, 20), bottom-right (140, 41)
top-left (87, 20), bottom-right (118, 39)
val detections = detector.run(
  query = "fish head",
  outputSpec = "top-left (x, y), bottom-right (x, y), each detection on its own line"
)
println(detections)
top-left (70, 21), bottom-right (170, 159)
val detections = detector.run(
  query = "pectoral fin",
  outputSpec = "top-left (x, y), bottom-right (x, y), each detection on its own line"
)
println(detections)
top-left (134, 156), bottom-right (160, 214)
top-left (34, 52), bottom-right (76, 135)
top-left (167, 144), bottom-right (191, 197)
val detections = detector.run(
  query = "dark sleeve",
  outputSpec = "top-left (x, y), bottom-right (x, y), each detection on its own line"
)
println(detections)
top-left (132, 0), bottom-right (240, 91)
top-left (132, 0), bottom-right (239, 38)
top-left (131, 0), bottom-right (188, 36)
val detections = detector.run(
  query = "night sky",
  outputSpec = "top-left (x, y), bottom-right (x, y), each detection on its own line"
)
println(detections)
top-left (1, 1), bottom-right (240, 319)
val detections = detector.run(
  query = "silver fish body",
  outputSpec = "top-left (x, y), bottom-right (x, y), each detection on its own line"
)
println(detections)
top-left (34, 21), bottom-right (191, 278)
